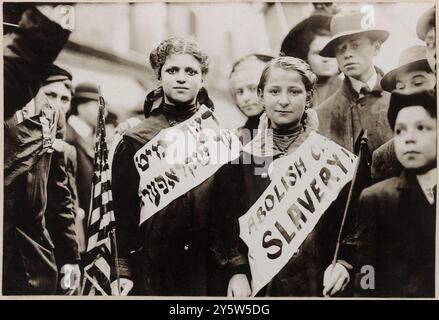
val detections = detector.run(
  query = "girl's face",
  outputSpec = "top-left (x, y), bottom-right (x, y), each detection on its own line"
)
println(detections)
top-left (394, 106), bottom-right (437, 170)
top-left (160, 53), bottom-right (203, 105)
top-left (232, 60), bottom-right (266, 117)
top-left (307, 35), bottom-right (339, 77)
top-left (260, 68), bottom-right (308, 130)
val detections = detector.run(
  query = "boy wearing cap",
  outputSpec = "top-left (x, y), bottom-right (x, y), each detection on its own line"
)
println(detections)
top-left (315, 11), bottom-right (393, 154)
top-left (323, 90), bottom-right (437, 298)
top-left (372, 45), bottom-right (436, 182)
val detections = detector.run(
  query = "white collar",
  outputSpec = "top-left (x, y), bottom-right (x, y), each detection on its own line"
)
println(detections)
top-left (348, 68), bottom-right (378, 94)
top-left (68, 115), bottom-right (93, 139)
top-left (416, 168), bottom-right (437, 204)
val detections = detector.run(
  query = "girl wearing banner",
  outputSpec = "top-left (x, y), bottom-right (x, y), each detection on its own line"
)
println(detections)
top-left (111, 37), bottom-right (229, 296)
top-left (217, 56), bottom-right (352, 297)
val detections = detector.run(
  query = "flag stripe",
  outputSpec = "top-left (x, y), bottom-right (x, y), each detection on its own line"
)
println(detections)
top-left (82, 94), bottom-right (117, 296)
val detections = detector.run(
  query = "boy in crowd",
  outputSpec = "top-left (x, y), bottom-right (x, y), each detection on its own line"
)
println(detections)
top-left (372, 45), bottom-right (436, 182)
top-left (316, 11), bottom-right (393, 154)
top-left (323, 90), bottom-right (437, 297)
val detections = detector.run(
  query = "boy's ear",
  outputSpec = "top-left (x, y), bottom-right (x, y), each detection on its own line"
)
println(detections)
top-left (372, 40), bottom-right (382, 56)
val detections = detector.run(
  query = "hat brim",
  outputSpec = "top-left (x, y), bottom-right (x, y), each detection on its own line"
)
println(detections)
top-left (320, 29), bottom-right (390, 57)
top-left (381, 59), bottom-right (431, 92)
top-left (3, 22), bottom-right (20, 34)
top-left (416, 7), bottom-right (435, 41)
top-left (280, 15), bottom-right (332, 56)
top-left (72, 92), bottom-right (100, 101)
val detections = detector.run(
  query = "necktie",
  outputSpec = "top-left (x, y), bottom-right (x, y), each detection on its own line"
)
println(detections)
top-left (360, 85), bottom-right (371, 96)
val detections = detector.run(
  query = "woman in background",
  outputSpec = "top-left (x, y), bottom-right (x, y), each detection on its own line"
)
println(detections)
top-left (229, 54), bottom-right (273, 144)
top-left (280, 14), bottom-right (341, 107)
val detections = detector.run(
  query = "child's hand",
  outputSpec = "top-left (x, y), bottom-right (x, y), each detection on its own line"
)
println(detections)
top-left (227, 274), bottom-right (252, 297)
top-left (111, 278), bottom-right (133, 296)
top-left (323, 263), bottom-right (350, 297)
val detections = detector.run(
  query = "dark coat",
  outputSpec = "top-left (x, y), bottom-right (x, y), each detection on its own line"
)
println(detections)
top-left (3, 5), bottom-right (70, 119)
top-left (219, 130), bottom-right (350, 297)
top-left (340, 171), bottom-right (436, 297)
top-left (371, 139), bottom-right (403, 183)
top-left (235, 115), bottom-right (261, 146)
top-left (313, 75), bottom-right (343, 108)
top-left (315, 68), bottom-right (393, 153)
top-left (112, 107), bottom-right (227, 296)
top-left (3, 5), bottom-right (77, 295)
top-left (46, 144), bottom-right (82, 265)
top-left (65, 123), bottom-right (94, 222)
top-left (3, 109), bottom-right (80, 295)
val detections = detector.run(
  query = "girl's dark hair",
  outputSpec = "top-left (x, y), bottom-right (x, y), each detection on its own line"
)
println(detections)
top-left (149, 36), bottom-right (209, 79)
top-left (144, 37), bottom-right (214, 117)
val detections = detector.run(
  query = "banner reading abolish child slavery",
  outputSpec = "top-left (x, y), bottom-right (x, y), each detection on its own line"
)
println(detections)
top-left (239, 131), bottom-right (357, 295)
top-left (134, 105), bottom-right (241, 225)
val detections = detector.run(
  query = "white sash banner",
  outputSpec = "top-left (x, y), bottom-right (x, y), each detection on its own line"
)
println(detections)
top-left (238, 131), bottom-right (357, 295)
top-left (134, 105), bottom-right (241, 225)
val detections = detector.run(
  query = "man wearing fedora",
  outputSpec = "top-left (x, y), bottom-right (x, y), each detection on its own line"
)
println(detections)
top-left (66, 83), bottom-right (101, 236)
top-left (416, 6), bottom-right (436, 74)
top-left (372, 46), bottom-right (436, 182)
top-left (315, 11), bottom-right (393, 155)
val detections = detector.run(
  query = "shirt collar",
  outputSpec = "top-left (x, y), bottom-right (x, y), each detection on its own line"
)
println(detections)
top-left (348, 68), bottom-right (378, 94)
top-left (68, 115), bottom-right (93, 139)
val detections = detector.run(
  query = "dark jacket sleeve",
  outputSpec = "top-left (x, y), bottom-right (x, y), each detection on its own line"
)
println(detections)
top-left (213, 162), bottom-right (251, 280)
top-left (3, 4), bottom-right (70, 118)
top-left (46, 114), bottom-right (80, 266)
top-left (112, 137), bottom-right (142, 279)
top-left (337, 187), bottom-right (379, 296)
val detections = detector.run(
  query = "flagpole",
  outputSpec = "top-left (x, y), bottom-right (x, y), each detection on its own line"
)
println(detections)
top-left (111, 227), bottom-right (121, 296)
top-left (82, 86), bottom-right (120, 296)
top-left (97, 86), bottom-right (121, 296)
top-left (331, 130), bottom-right (369, 267)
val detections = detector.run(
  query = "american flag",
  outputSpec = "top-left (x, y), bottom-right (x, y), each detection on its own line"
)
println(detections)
top-left (82, 90), bottom-right (119, 295)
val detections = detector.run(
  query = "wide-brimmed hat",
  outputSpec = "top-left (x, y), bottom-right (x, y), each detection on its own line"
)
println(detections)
top-left (416, 6), bottom-right (435, 41)
top-left (388, 90), bottom-right (436, 130)
top-left (72, 82), bottom-right (100, 102)
top-left (280, 14), bottom-right (332, 59)
top-left (3, 3), bottom-right (31, 34)
top-left (320, 11), bottom-right (390, 57)
top-left (381, 46), bottom-right (431, 92)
